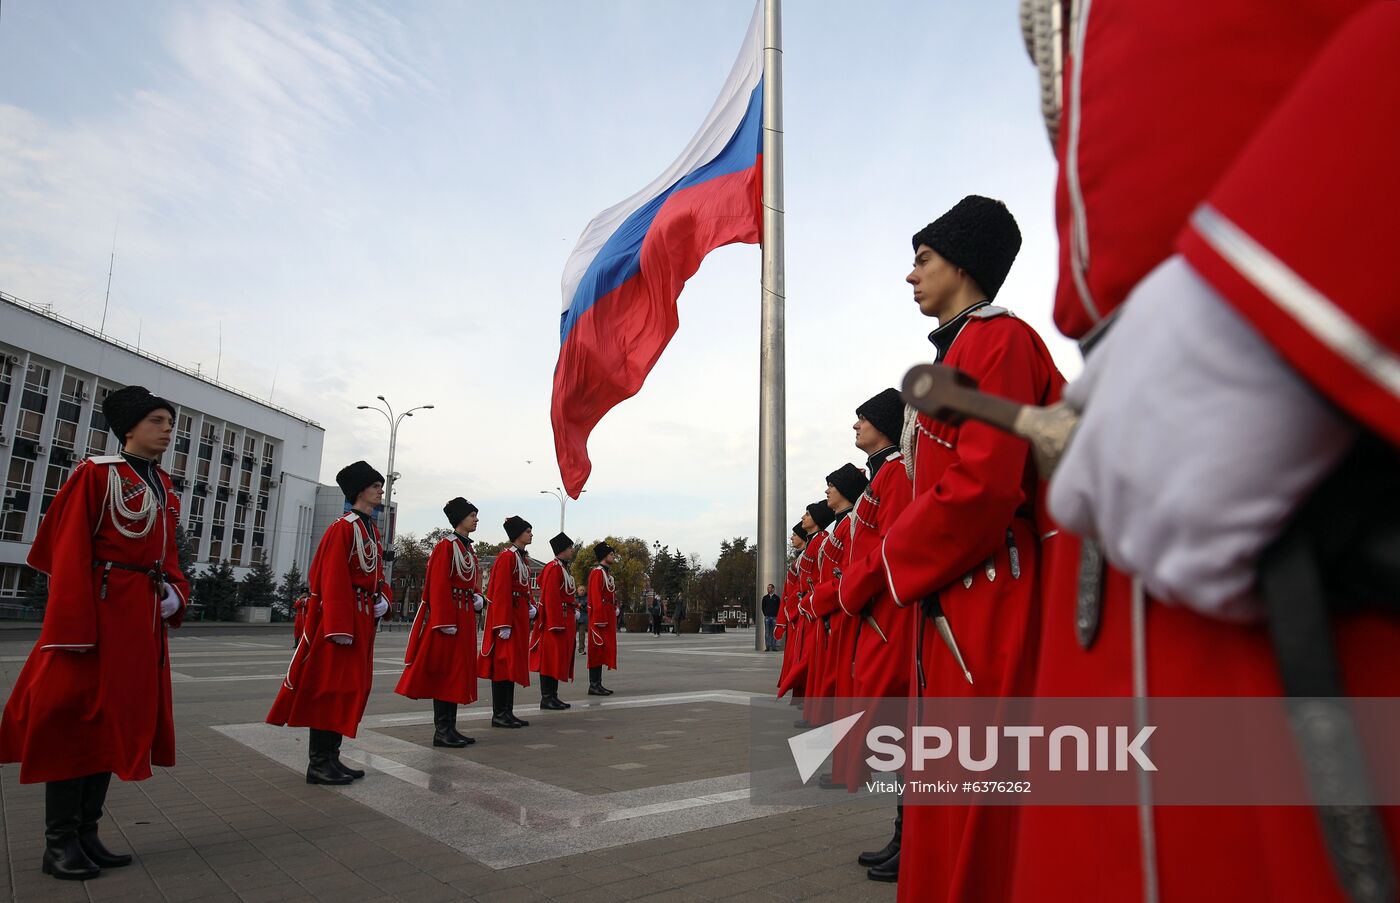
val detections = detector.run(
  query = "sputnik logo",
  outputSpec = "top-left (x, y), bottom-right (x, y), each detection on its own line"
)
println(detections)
top-left (788, 711), bottom-right (865, 784)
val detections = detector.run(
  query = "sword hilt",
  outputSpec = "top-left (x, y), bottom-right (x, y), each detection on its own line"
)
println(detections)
top-left (900, 363), bottom-right (1080, 477)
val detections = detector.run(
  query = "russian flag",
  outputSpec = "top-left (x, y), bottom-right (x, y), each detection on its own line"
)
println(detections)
top-left (552, 1), bottom-right (764, 497)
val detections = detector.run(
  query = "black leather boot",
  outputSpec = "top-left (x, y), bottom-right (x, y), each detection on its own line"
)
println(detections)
top-left (491, 681), bottom-right (519, 728)
top-left (43, 778), bottom-right (99, 880)
top-left (857, 804), bottom-right (902, 867)
top-left (445, 700), bottom-right (478, 744)
top-left (433, 699), bottom-right (468, 747)
top-left (77, 772), bottom-right (130, 868)
top-left (867, 849), bottom-right (900, 882)
top-left (504, 682), bottom-right (529, 726)
top-left (327, 733), bottom-right (365, 779)
top-left (540, 677), bottom-right (567, 710)
top-left (306, 729), bottom-right (352, 785)
top-left (588, 666), bottom-right (606, 695)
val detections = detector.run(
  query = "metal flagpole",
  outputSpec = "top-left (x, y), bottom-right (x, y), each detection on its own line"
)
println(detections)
top-left (755, 0), bottom-right (785, 652)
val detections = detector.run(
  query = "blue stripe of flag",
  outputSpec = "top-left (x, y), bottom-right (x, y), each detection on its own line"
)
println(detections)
top-left (560, 80), bottom-right (764, 345)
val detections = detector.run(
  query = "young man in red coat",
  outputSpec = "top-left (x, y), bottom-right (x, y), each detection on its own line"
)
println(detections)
top-left (840, 197), bottom-right (1064, 902)
top-left (481, 516), bottom-right (535, 728)
top-left (805, 463), bottom-right (868, 779)
top-left (774, 522), bottom-right (808, 693)
top-left (532, 532), bottom-right (577, 710)
top-left (780, 501), bottom-right (833, 719)
top-left (585, 543), bottom-right (618, 697)
top-left (267, 461), bottom-right (392, 785)
top-left (395, 497), bottom-right (482, 748)
top-left (585, 541), bottom-right (620, 695)
top-left (0, 385), bottom-right (189, 881)
top-left (812, 388), bottom-right (914, 881)
top-left (1013, 4), bottom-right (1400, 901)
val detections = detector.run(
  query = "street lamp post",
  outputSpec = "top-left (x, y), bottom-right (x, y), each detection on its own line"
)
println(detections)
top-left (358, 397), bottom-right (433, 616)
top-left (540, 487), bottom-right (584, 535)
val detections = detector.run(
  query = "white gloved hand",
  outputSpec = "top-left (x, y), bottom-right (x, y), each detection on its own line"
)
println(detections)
top-left (499, 626), bottom-right (513, 640)
top-left (1049, 256), bottom-right (1357, 619)
top-left (330, 634), bottom-right (353, 646)
top-left (159, 584), bottom-right (182, 619)
top-left (473, 593), bottom-right (485, 612)
top-left (529, 604), bottom-right (539, 621)
top-left (373, 594), bottom-right (389, 619)
top-left (441, 626), bottom-right (458, 635)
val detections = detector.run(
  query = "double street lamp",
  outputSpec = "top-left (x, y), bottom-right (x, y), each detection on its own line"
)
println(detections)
top-left (358, 396), bottom-right (433, 605)
top-left (540, 486), bottom-right (584, 535)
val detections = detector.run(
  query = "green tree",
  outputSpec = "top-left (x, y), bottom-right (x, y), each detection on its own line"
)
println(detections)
top-left (196, 560), bottom-right (240, 621)
top-left (713, 537), bottom-right (757, 620)
top-left (174, 523), bottom-right (196, 581)
top-left (573, 536), bottom-right (652, 611)
top-left (239, 557), bottom-right (279, 608)
top-left (275, 561), bottom-right (305, 621)
top-left (474, 539), bottom-right (510, 560)
top-left (22, 568), bottom-right (48, 614)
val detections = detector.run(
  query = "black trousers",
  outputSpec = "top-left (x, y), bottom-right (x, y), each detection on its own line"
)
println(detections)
top-left (540, 675), bottom-right (559, 698)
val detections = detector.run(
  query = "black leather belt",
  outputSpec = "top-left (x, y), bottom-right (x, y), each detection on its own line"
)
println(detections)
top-left (93, 559), bottom-right (169, 599)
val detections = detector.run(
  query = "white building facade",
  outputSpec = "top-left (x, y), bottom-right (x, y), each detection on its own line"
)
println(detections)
top-left (0, 291), bottom-right (326, 601)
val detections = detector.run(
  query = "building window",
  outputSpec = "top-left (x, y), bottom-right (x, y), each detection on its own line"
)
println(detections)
top-left (1, 456), bottom-right (34, 542)
top-left (187, 493), bottom-right (205, 541)
top-left (0, 354), bottom-right (15, 427)
top-left (40, 461), bottom-right (71, 516)
top-left (209, 499), bottom-right (226, 561)
top-left (0, 565), bottom-right (23, 599)
top-left (16, 362), bottom-right (50, 441)
top-left (172, 414), bottom-right (192, 476)
top-left (86, 385), bottom-right (112, 456)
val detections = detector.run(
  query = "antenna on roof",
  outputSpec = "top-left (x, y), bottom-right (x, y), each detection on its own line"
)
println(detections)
top-left (99, 226), bottom-right (117, 336)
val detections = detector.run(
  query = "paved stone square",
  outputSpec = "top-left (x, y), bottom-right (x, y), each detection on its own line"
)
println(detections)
top-left (0, 626), bottom-right (899, 902)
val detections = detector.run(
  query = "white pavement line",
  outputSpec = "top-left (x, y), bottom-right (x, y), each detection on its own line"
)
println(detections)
top-left (360, 690), bottom-right (757, 728)
top-left (213, 696), bottom-right (805, 869)
top-left (625, 648), bottom-right (776, 658)
top-left (604, 788), bottom-right (750, 822)
top-left (171, 668), bottom-right (404, 684)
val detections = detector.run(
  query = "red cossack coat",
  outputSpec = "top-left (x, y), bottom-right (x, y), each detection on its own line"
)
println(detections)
top-left (395, 534), bottom-right (479, 704)
top-left (479, 547), bottom-right (533, 687)
top-left (0, 456), bottom-right (188, 783)
top-left (774, 558), bottom-right (800, 686)
top-left (267, 512), bottom-right (391, 737)
top-left (531, 559), bottom-right (577, 682)
top-left (586, 566), bottom-right (618, 670)
top-left (776, 532), bottom-right (823, 698)
top-left (804, 514), bottom-right (853, 726)
top-left (839, 309), bottom-right (1063, 903)
top-left (814, 450), bottom-right (916, 789)
top-left (1014, 4), bottom-right (1400, 903)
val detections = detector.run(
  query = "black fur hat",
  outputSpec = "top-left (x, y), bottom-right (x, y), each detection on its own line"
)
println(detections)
top-left (102, 385), bottom-right (176, 440)
top-left (826, 463), bottom-right (869, 506)
top-left (444, 497), bottom-right (477, 528)
top-left (336, 460), bottom-right (384, 503)
top-left (593, 540), bottom-right (616, 561)
top-left (805, 500), bottom-right (835, 531)
top-left (912, 195), bottom-right (1022, 299)
top-left (791, 521), bottom-right (809, 541)
top-left (504, 515), bottom-right (532, 542)
top-left (550, 532), bottom-right (574, 556)
top-left (856, 388), bottom-right (904, 446)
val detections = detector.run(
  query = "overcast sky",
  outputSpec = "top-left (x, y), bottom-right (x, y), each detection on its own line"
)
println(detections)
top-left (0, 0), bottom-right (1078, 564)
